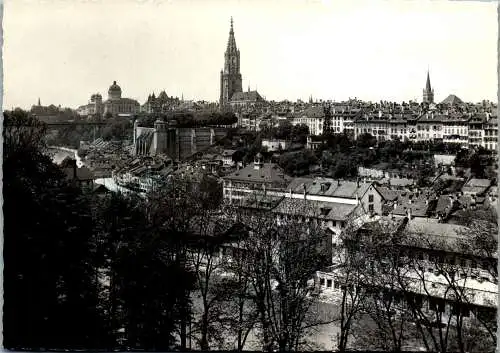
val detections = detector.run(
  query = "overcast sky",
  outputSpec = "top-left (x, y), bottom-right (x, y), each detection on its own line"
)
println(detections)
top-left (3, 0), bottom-right (498, 110)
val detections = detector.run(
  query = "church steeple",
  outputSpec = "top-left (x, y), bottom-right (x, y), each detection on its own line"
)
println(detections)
top-left (423, 69), bottom-right (434, 104)
top-left (220, 17), bottom-right (243, 108)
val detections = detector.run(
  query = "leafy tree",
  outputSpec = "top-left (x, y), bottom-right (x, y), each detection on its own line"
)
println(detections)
top-left (356, 133), bottom-right (377, 148)
top-left (279, 150), bottom-right (317, 176)
top-left (4, 110), bottom-right (106, 349)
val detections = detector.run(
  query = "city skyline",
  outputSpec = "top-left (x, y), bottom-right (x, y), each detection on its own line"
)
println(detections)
top-left (4, 0), bottom-right (497, 110)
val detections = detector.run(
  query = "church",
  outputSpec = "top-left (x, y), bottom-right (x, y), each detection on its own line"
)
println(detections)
top-left (219, 18), bottom-right (266, 112)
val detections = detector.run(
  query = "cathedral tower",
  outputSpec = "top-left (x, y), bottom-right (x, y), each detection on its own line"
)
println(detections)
top-left (219, 17), bottom-right (243, 107)
top-left (422, 70), bottom-right (434, 104)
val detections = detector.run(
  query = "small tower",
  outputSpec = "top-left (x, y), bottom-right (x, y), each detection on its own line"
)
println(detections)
top-left (133, 119), bottom-right (140, 146)
top-left (38, 97), bottom-right (41, 106)
top-left (423, 70), bottom-right (434, 104)
top-left (154, 119), bottom-right (167, 155)
top-left (254, 152), bottom-right (264, 170)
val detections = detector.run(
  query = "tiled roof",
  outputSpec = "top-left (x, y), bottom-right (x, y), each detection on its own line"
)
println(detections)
top-left (405, 218), bottom-right (468, 245)
top-left (464, 178), bottom-right (491, 188)
top-left (231, 91), bottom-right (264, 102)
top-left (286, 177), bottom-right (372, 199)
top-left (440, 94), bottom-right (463, 105)
top-left (222, 149), bottom-right (237, 157)
top-left (224, 163), bottom-right (290, 186)
top-left (388, 178), bottom-right (415, 187)
top-left (392, 189), bottom-right (435, 218)
top-left (462, 178), bottom-right (491, 195)
top-left (375, 186), bottom-right (400, 201)
top-left (273, 197), bottom-right (357, 221)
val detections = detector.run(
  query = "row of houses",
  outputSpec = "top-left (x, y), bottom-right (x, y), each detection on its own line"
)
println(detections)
top-left (239, 106), bottom-right (498, 151)
top-left (220, 154), bottom-right (497, 327)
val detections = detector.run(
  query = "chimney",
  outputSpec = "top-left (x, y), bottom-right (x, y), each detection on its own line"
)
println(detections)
top-left (289, 188), bottom-right (292, 198)
top-left (407, 208), bottom-right (412, 220)
top-left (303, 183), bottom-right (307, 200)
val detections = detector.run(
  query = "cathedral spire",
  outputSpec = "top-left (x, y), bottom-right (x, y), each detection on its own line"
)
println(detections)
top-left (220, 16), bottom-right (243, 108)
top-left (226, 17), bottom-right (237, 53)
top-left (425, 69), bottom-right (432, 92)
top-left (423, 68), bottom-right (434, 104)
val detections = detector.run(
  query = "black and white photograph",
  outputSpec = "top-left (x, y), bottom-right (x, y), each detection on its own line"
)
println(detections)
top-left (2, 0), bottom-right (498, 351)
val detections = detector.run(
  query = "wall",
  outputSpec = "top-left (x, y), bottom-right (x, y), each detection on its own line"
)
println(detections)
top-left (359, 184), bottom-right (383, 215)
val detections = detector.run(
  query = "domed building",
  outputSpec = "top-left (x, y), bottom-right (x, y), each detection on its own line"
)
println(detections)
top-left (77, 80), bottom-right (140, 118)
top-left (108, 81), bottom-right (122, 100)
top-left (103, 80), bottom-right (140, 116)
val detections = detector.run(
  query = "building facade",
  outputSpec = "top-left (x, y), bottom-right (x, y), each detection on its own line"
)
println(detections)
top-left (77, 81), bottom-right (140, 117)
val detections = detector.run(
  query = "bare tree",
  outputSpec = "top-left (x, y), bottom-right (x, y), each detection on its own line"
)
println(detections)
top-left (395, 230), bottom-right (496, 353)
top-left (185, 212), bottom-right (232, 350)
top-left (333, 221), bottom-right (373, 352)
top-left (232, 198), bottom-right (332, 351)
top-left (217, 222), bottom-right (259, 351)
top-left (351, 220), bottom-right (418, 352)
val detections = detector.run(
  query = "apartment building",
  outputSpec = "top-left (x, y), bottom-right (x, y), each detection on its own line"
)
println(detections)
top-left (289, 105), bottom-right (325, 136)
top-left (316, 216), bottom-right (497, 326)
top-left (483, 115), bottom-right (498, 151)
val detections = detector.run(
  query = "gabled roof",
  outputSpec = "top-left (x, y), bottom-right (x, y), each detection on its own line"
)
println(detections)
top-left (294, 105), bottom-right (325, 119)
top-left (222, 149), bottom-right (237, 157)
top-left (440, 94), bottom-right (463, 105)
top-left (224, 163), bottom-right (290, 186)
top-left (375, 186), bottom-right (400, 202)
top-left (462, 178), bottom-right (491, 195)
top-left (231, 91), bottom-right (264, 102)
top-left (405, 218), bottom-right (468, 245)
top-left (286, 177), bottom-right (372, 199)
top-left (273, 197), bottom-right (357, 221)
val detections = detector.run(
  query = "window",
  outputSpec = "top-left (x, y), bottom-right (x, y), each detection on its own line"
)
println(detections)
top-left (327, 279), bottom-right (332, 288)
top-left (429, 297), bottom-right (445, 313)
top-left (320, 278), bottom-right (325, 286)
top-left (334, 281), bottom-right (340, 289)
top-left (368, 194), bottom-right (374, 202)
top-left (368, 204), bottom-right (374, 212)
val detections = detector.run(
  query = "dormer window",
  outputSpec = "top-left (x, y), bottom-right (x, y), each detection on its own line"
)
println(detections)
top-left (320, 207), bottom-right (331, 216)
top-left (320, 182), bottom-right (331, 192)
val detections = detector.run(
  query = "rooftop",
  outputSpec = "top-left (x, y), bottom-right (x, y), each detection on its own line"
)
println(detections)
top-left (224, 162), bottom-right (290, 185)
top-left (287, 177), bottom-right (372, 199)
top-left (273, 197), bottom-right (357, 221)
